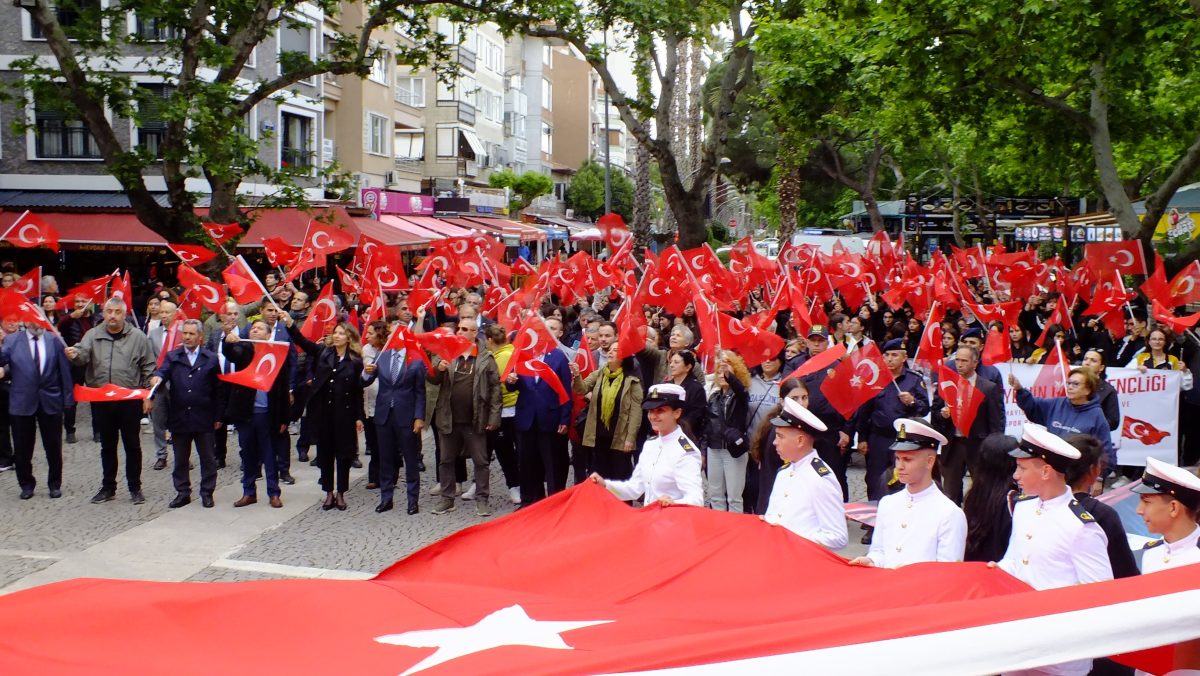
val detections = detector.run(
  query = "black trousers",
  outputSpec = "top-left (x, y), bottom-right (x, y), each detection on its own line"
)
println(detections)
top-left (214, 424), bottom-right (229, 466)
top-left (0, 389), bottom-right (12, 466)
top-left (812, 430), bottom-right (848, 501)
top-left (489, 417), bottom-right (520, 489)
top-left (941, 437), bottom-right (981, 505)
top-left (865, 432), bottom-right (896, 501)
top-left (12, 409), bottom-right (63, 491)
top-left (518, 429), bottom-right (568, 506)
top-left (94, 400), bottom-right (143, 492)
top-left (316, 424), bottom-right (356, 493)
top-left (171, 430), bottom-right (217, 498)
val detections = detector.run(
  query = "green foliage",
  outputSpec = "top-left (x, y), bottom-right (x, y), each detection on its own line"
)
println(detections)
top-left (566, 160), bottom-right (634, 222)
top-left (491, 169), bottom-right (554, 211)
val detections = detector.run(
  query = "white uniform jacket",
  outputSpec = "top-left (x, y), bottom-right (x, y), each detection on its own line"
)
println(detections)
top-left (605, 426), bottom-right (703, 507)
top-left (867, 482), bottom-right (966, 568)
top-left (763, 451), bottom-right (848, 549)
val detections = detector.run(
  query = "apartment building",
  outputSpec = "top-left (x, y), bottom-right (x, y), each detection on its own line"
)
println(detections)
top-left (0, 2), bottom-right (325, 200)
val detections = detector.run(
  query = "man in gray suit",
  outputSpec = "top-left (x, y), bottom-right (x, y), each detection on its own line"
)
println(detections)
top-left (147, 300), bottom-right (178, 471)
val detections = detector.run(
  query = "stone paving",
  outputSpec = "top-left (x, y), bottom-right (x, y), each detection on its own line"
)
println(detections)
top-left (0, 408), bottom-right (870, 591)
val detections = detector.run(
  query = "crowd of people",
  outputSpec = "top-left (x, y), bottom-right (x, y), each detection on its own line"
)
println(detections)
top-left (1, 237), bottom-right (1199, 672)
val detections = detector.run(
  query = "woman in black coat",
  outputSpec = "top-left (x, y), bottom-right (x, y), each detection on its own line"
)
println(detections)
top-left (283, 314), bottom-right (366, 511)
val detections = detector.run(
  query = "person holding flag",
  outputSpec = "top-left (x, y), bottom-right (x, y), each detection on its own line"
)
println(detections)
top-left (0, 321), bottom-right (74, 500)
top-left (221, 321), bottom-right (292, 509)
top-left (507, 321), bottom-right (573, 509)
top-left (932, 345), bottom-right (1005, 505)
top-left (853, 338), bottom-right (930, 503)
top-left (362, 322), bottom-right (427, 515)
top-left (573, 342), bottom-right (644, 491)
top-left (1009, 367), bottom-right (1114, 473)
top-left (65, 297), bottom-right (156, 505)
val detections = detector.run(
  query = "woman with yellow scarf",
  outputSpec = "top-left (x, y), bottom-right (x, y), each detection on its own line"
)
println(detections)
top-left (572, 343), bottom-right (643, 481)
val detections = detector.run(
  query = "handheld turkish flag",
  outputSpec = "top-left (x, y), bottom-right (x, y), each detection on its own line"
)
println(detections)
top-left (11, 267), bottom-right (40, 300)
top-left (1138, 252), bottom-right (1170, 305)
top-left (73, 383), bottom-right (151, 402)
top-left (222, 257), bottom-right (270, 306)
top-left (1167, 260), bottom-right (1200, 306)
top-left (1036, 295), bottom-right (1075, 346)
top-left (350, 234), bottom-right (387, 277)
top-left (964, 300), bottom-right (1021, 330)
top-left (936, 363), bottom-right (986, 435)
top-left (219, 341), bottom-right (290, 391)
top-left (820, 342), bottom-right (893, 419)
top-left (595, 212), bottom-right (633, 255)
top-left (0, 288), bottom-right (53, 329)
top-left (336, 267), bottom-right (360, 296)
top-left (614, 300), bottom-right (648, 362)
top-left (515, 357), bottom-right (569, 404)
top-left (176, 265), bottom-right (228, 314)
top-left (913, 304), bottom-right (944, 371)
top-left (155, 320), bottom-right (184, 368)
top-left (167, 243), bottom-right (218, 268)
top-left (381, 324), bottom-right (432, 369)
top-left (413, 327), bottom-right (475, 364)
top-left (202, 221), bottom-right (243, 245)
top-left (503, 314), bottom-right (560, 380)
top-left (511, 257), bottom-right (537, 277)
top-left (2, 211), bottom-right (60, 252)
top-left (300, 282), bottom-right (338, 343)
top-left (108, 270), bottom-right (133, 314)
top-left (282, 246), bottom-right (325, 284)
top-left (1150, 299), bottom-right (1200, 334)
top-left (59, 274), bottom-right (112, 309)
top-left (1084, 240), bottom-right (1147, 276)
top-left (1031, 340), bottom-right (1070, 399)
top-left (261, 237), bottom-right (301, 269)
top-left (981, 326), bottom-right (1012, 366)
top-left (574, 332), bottom-right (597, 380)
top-left (362, 246), bottom-right (409, 292)
top-left (781, 343), bottom-right (847, 384)
top-left (301, 220), bottom-right (355, 256)
top-left (715, 312), bottom-right (786, 368)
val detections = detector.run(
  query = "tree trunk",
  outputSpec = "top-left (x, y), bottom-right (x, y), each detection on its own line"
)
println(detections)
top-left (777, 154), bottom-right (801, 243)
top-left (688, 39), bottom-right (704, 183)
top-left (1086, 60), bottom-right (1143, 239)
top-left (950, 180), bottom-right (965, 247)
top-left (863, 193), bottom-right (886, 234)
top-left (633, 142), bottom-right (653, 250)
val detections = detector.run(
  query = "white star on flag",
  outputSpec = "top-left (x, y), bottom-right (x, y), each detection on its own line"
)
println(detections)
top-left (375, 604), bottom-right (611, 675)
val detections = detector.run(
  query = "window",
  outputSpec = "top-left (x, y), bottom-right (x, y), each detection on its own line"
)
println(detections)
top-left (458, 75), bottom-right (476, 107)
top-left (32, 92), bottom-right (101, 159)
top-left (30, 0), bottom-right (101, 40)
top-left (394, 131), bottom-right (424, 160)
top-left (541, 78), bottom-right (552, 111)
top-left (278, 19), bottom-right (315, 83)
top-left (133, 15), bottom-right (178, 41)
top-left (436, 127), bottom-right (457, 158)
top-left (481, 90), bottom-right (502, 124)
top-left (480, 38), bottom-right (503, 73)
top-left (365, 112), bottom-right (388, 156)
top-left (280, 111), bottom-right (313, 169)
top-left (394, 76), bottom-right (424, 107)
top-left (540, 122), bottom-right (552, 155)
top-left (436, 77), bottom-right (454, 102)
top-left (135, 83), bottom-right (174, 158)
top-left (369, 48), bottom-right (389, 85)
top-left (542, 44), bottom-right (553, 67)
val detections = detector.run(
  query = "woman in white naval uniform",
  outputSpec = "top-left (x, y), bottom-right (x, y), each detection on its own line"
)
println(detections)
top-left (848, 418), bottom-right (966, 568)
top-left (589, 383), bottom-right (703, 507)
top-left (1133, 456), bottom-right (1200, 574)
top-left (760, 397), bottom-right (848, 549)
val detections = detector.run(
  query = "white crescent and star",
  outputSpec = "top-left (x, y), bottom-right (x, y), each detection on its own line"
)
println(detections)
top-left (18, 223), bottom-right (43, 245)
top-left (254, 353), bottom-right (278, 378)
top-left (310, 231), bottom-right (334, 250)
top-left (1110, 250), bottom-right (1135, 267)
top-left (854, 359), bottom-right (881, 387)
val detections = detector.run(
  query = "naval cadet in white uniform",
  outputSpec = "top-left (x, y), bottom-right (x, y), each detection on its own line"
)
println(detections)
top-left (589, 383), bottom-right (703, 507)
top-left (760, 397), bottom-right (848, 549)
top-left (1133, 457), bottom-right (1200, 574)
top-left (993, 423), bottom-right (1113, 676)
top-left (848, 418), bottom-right (966, 568)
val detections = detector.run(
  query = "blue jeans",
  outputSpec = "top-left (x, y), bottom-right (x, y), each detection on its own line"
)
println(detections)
top-left (238, 412), bottom-right (280, 498)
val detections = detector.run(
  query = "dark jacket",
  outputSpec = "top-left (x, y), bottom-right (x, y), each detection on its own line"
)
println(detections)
top-left (675, 374), bottom-right (707, 441)
top-left (428, 350), bottom-right (502, 435)
top-left (221, 340), bottom-right (292, 430)
top-left (854, 367), bottom-right (930, 438)
top-left (363, 349), bottom-right (427, 427)
top-left (932, 372), bottom-right (1005, 440)
top-left (1093, 377), bottom-right (1121, 431)
top-left (801, 363), bottom-right (848, 433)
top-left (703, 376), bottom-right (748, 456)
top-left (287, 324), bottom-right (366, 435)
top-left (0, 330), bottom-right (74, 416)
top-left (154, 346), bottom-right (224, 434)
top-left (1075, 492), bottom-right (1139, 579)
top-left (512, 348), bottom-right (574, 432)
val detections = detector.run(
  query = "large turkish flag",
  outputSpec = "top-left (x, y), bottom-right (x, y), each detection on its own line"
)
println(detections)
top-left (0, 483), bottom-right (1195, 674)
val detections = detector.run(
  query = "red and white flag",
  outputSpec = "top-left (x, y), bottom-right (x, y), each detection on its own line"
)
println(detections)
top-left (109, 270), bottom-right (134, 315)
top-left (503, 314), bottom-right (560, 380)
top-left (218, 341), bottom-right (289, 392)
top-left (413, 327), bottom-right (475, 364)
top-left (202, 221), bottom-right (243, 245)
top-left (0, 288), bottom-right (53, 329)
top-left (1084, 240), bottom-right (1147, 276)
top-left (260, 237), bottom-right (301, 269)
top-left (0, 482), bottom-right (1189, 675)
top-left (820, 342), bottom-right (893, 418)
top-left (574, 332), bottom-right (597, 380)
top-left (935, 363), bottom-right (986, 435)
top-left (300, 282), bottom-right (338, 343)
top-left (167, 243), bottom-right (218, 267)
top-left (514, 356), bottom-right (569, 404)
top-left (176, 265), bottom-right (228, 314)
top-left (301, 220), bottom-right (356, 256)
top-left (72, 383), bottom-right (152, 402)
top-left (11, 267), bottom-right (40, 299)
top-left (2, 211), bottom-right (60, 252)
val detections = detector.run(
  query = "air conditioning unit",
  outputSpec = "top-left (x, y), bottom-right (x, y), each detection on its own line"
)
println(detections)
top-left (384, 171), bottom-right (396, 185)
top-left (353, 173), bottom-right (370, 188)
top-left (565, 208), bottom-right (574, 219)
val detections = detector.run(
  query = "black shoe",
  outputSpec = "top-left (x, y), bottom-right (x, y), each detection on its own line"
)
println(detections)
top-left (90, 488), bottom-right (115, 504)
top-left (65, 432), bottom-right (77, 444)
top-left (861, 527), bottom-right (874, 545)
top-left (351, 457), bottom-right (363, 469)
top-left (335, 493), bottom-right (347, 511)
top-left (375, 500), bottom-right (393, 513)
top-left (130, 490), bottom-right (146, 505)
top-left (321, 492), bottom-right (335, 511)
top-left (280, 472), bottom-right (296, 485)
top-left (309, 458), bottom-right (319, 467)
top-left (93, 432), bottom-right (101, 443)
top-left (216, 460), bottom-right (226, 469)
top-left (407, 504), bottom-right (419, 515)
top-left (168, 495), bottom-right (191, 508)
top-left (201, 495), bottom-right (214, 508)
top-left (298, 450), bottom-right (309, 462)
top-left (49, 488), bottom-right (62, 499)
top-left (419, 461), bottom-right (426, 472)
top-left (19, 488), bottom-right (34, 500)
top-left (152, 458), bottom-right (167, 471)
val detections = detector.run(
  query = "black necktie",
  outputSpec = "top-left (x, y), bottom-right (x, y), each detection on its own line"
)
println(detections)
top-left (31, 338), bottom-right (40, 378)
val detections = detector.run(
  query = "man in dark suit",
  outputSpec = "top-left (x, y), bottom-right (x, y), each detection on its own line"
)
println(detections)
top-left (206, 303), bottom-right (240, 469)
top-left (150, 319), bottom-right (224, 508)
top-left (508, 344), bottom-right (573, 508)
top-left (932, 345), bottom-right (1006, 505)
top-left (0, 324), bottom-right (74, 499)
top-left (363, 330), bottom-right (427, 514)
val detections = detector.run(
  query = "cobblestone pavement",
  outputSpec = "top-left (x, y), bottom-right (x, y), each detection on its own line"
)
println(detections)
top-left (0, 409), bottom-right (870, 589)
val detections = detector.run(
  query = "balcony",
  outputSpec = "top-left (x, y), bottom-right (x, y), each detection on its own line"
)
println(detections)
top-left (457, 158), bottom-right (479, 177)
top-left (456, 101), bottom-right (475, 125)
top-left (394, 157), bottom-right (423, 173)
top-left (281, 147), bottom-right (315, 169)
top-left (456, 45), bottom-right (477, 72)
top-left (394, 88), bottom-right (423, 107)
